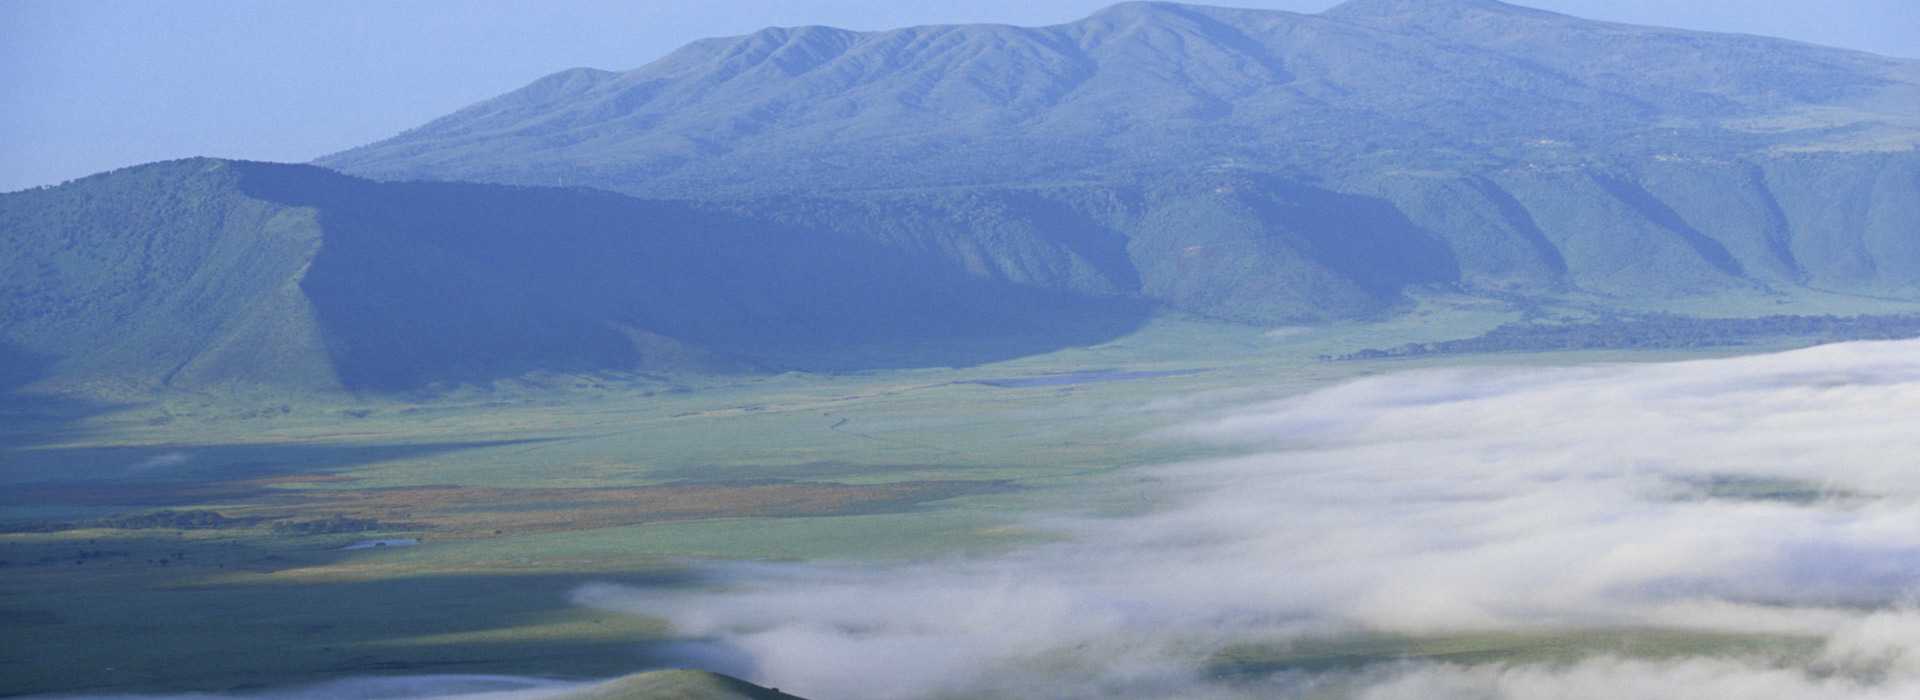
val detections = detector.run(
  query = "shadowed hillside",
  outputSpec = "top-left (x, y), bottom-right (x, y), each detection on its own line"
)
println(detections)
top-left (309, 0), bottom-right (1920, 315)
top-left (0, 159), bottom-right (1148, 394)
top-left (9, 146), bottom-right (1920, 397)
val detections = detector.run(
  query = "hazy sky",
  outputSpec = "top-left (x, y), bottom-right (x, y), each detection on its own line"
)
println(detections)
top-left (2, 0), bottom-right (1915, 192)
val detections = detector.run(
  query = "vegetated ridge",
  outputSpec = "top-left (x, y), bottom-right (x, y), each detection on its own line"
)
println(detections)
top-left (7, 0), bottom-right (1920, 395)
top-left (316, 0), bottom-right (1920, 318)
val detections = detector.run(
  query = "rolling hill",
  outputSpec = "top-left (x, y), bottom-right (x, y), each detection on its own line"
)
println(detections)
top-left (558, 670), bottom-right (808, 700)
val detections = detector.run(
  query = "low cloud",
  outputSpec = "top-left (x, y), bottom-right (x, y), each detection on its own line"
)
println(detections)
top-left (579, 340), bottom-right (1920, 698)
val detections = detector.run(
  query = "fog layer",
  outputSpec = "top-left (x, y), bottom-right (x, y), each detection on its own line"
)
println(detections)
top-left (581, 340), bottom-right (1920, 698)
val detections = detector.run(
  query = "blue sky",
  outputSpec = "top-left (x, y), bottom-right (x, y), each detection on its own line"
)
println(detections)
top-left (2, 0), bottom-right (1915, 192)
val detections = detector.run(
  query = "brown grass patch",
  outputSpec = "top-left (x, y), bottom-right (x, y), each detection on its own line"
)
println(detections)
top-left (5, 477), bottom-right (1008, 539)
top-left (282, 481), bottom-right (1002, 537)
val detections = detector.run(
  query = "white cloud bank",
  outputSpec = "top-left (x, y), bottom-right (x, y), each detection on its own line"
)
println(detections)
top-left (579, 340), bottom-right (1920, 699)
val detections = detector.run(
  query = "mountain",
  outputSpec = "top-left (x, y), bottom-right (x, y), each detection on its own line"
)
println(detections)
top-left (313, 0), bottom-right (1920, 305)
top-left (320, 0), bottom-right (1920, 196)
top-left (0, 159), bottom-right (1145, 394)
top-left (6, 1), bottom-right (1920, 397)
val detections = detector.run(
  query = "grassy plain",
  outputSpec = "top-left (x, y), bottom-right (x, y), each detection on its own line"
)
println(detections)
top-left (0, 300), bottom-right (1882, 696)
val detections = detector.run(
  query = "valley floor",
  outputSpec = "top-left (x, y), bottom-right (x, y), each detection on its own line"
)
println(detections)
top-left (0, 300), bottom-right (1907, 697)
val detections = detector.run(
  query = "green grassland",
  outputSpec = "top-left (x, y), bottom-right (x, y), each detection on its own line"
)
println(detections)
top-left (0, 305), bottom-right (1894, 696)
top-left (1207, 627), bottom-right (1821, 680)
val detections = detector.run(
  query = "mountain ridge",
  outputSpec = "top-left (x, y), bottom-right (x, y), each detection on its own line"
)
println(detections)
top-left (320, 1), bottom-right (1920, 198)
top-left (0, 158), bottom-right (1150, 394)
top-left (5, 2), bottom-right (1919, 397)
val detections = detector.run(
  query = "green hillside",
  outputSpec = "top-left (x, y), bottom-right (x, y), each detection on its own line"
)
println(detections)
top-left (8, 148), bottom-right (1920, 397)
top-left (0, 159), bottom-right (1147, 395)
top-left (559, 670), bottom-right (808, 700)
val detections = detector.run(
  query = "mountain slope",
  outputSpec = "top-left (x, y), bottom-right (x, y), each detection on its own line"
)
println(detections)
top-left (319, 0), bottom-right (1920, 197)
top-left (8, 2), bottom-right (1920, 397)
top-left (13, 149), bottom-right (1918, 395)
top-left (0, 159), bottom-right (1148, 394)
top-left (308, 0), bottom-right (1920, 313)
top-left (557, 669), bottom-right (807, 700)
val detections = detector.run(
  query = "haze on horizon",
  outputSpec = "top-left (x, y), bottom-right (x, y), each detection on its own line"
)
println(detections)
top-left (2, 0), bottom-right (1916, 194)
